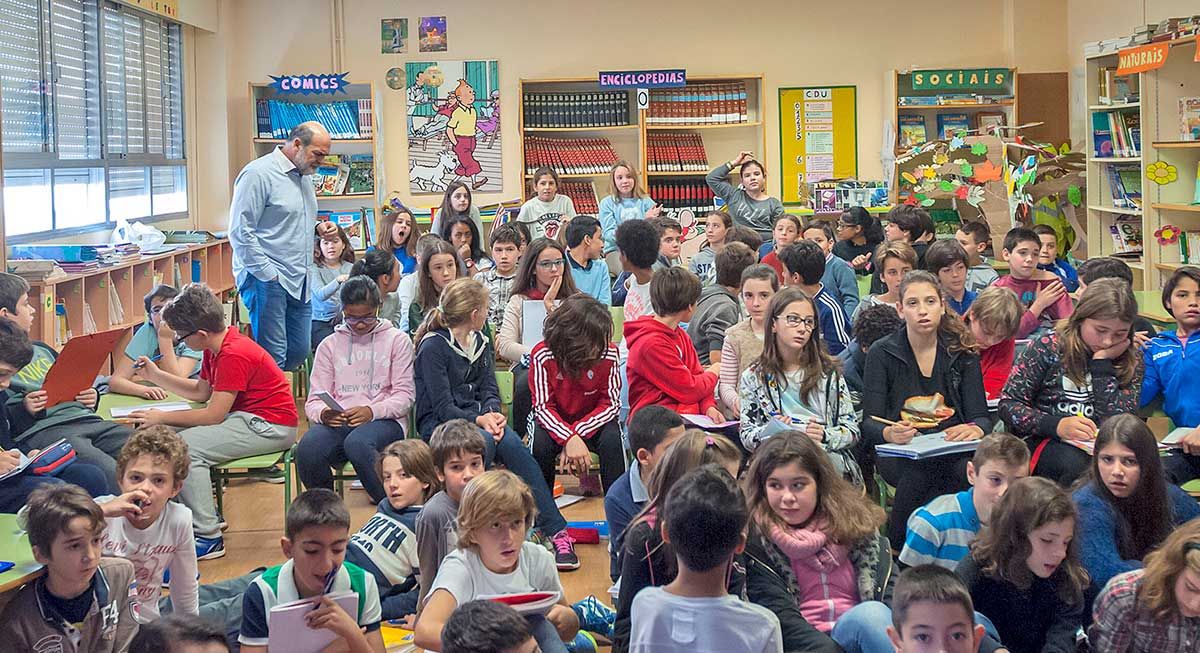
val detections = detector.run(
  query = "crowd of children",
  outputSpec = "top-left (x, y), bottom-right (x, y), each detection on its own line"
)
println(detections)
top-left (9, 157), bottom-right (1200, 653)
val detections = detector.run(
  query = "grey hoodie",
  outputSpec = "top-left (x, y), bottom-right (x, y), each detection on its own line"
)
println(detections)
top-left (687, 284), bottom-right (740, 366)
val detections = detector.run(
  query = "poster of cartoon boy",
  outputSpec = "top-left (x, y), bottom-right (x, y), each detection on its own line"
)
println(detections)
top-left (446, 79), bottom-right (487, 191)
top-left (404, 60), bottom-right (502, 194)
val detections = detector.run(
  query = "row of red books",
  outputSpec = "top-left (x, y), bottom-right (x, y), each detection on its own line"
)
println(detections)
top-left (523, 136), bottom-right (620, 175)
top-left (647, 132), bottom-right (708, 172)
top-left (559, 181), bottom-right (599, 214)
top-left (648, 181), bottom-right (718, 213)
top-left (646, 83), bottom-right (749, 125)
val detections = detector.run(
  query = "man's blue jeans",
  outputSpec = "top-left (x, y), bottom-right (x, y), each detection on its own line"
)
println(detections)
top-left (239, 275), bottom-right (311, 371)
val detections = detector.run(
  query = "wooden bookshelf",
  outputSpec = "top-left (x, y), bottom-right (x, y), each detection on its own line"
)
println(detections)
top-left (893, 68), bottom-right (1019, 155)
top-left (516, 74), bottom-right (766, 201)
top-left (1086, 35), bottom-right (1200, 289)
top-left (247, 81), bottom-right (382, 221)
top-left (24, 240), bottom-right (235, 350)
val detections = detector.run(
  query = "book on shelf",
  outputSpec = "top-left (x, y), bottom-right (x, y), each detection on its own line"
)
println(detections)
top-left (82, 302), bottom-right (97, 335)
top-left (646, 132), bottom-right (708, 172)
top-left (1177, 230), bottom-right (1200, 264)
top-left (1093, 110), bottom-right (1140, 157)
top-left (936, 113), bottom-right (971, 139)
top-left (256, 98), bottom-right (372, 140)
top-left (522, 91), bottom-right (631, 128)
top-left (1105, 164), bottom-right (1142, 209)
top-left (647, 180), bottom-right (718, 216)
top-left (1181, 97), bottom-right (1200, 142)
top-left (558, 181), bottom-right (599, 214)
top-left (897, 94), bottom-right (1013, 107)
top-left (107, 281), bottom-right (125, 327)
top-left (317, 211), bottom-right (365, 250)
top-left (646, 82), bottom-right (748, 125)
top-left (345, 154), bottom-right (374, 195)
top-left (1108, 216), bottom-right (1144, 256)
top-left (313, 156), bottom-right (350, 196)
top-left (897, 115), bottom-right (927, 149)
top-left (55, 301), bottom-right (70, 347)
top-left (362, 208), bottom-right (377, 245)
top-left (1096, 68), bottom-right (1139, 105)
top-left (522, 136), bottom-right (619, 175)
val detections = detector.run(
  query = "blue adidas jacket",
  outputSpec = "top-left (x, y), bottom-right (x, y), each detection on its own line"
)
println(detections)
top-left (1141, 330), bottom-right (1200, 428)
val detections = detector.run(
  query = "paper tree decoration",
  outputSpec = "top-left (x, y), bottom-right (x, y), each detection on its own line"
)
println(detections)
top-left (1155, 225), bottom-right (1182, 246)
top-left (1147, 161), bottom-right (1178, 185)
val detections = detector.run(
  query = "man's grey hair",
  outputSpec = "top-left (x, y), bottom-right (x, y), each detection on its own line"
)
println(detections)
top-left (288, 121), bottom-right (325, 146)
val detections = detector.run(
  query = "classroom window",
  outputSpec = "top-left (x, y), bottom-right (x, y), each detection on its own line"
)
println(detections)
top-left (0, 0), bottom-right (186, 237)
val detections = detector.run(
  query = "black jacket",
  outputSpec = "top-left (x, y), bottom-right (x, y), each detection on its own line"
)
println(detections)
top-left (957, 554), bottom-right (1082, 653)
top-left (860, 328), bottom-right (993, 448)
top-left (412, 329), bottom-right (500, 439)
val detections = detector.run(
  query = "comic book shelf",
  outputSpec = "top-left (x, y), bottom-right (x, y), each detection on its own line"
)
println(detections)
top-left (517, 74), bottom-right (766, 209)
top-left (1085, 34), bottom-right (1200, 292)
top-left (247, 81), bottom-right (383, 209)
top-left (24, 240), bottom-right (235, 352)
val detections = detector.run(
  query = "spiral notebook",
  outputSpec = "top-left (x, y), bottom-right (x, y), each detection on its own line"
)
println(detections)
top-left (267, 590), bottom-right (359, 653)
top-left (875, 433), bottom-right (980, 460)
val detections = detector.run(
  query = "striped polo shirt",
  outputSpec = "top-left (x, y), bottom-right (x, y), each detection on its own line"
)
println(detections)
top-left (898, 488), bottom-right (981, 570)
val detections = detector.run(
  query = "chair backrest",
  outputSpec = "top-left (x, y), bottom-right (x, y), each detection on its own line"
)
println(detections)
top-left (495, 369), bottom-right (514, 406)
top-left (609, 306), bottom-right (624, 342)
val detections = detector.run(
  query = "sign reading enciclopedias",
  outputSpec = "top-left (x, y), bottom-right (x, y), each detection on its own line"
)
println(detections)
top-left (599, 69), bottom-right (686, 89)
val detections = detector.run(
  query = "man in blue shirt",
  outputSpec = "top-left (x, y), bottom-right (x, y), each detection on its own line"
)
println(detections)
top-left (229, 121), bottom-right (337, 371)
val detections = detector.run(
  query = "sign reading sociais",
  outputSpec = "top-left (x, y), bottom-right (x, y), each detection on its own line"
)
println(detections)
top-left (910, 68), bottom-right (1009, 91)
top-left (269, 73), bottom-right (351, 95)
top-left (1117, 42), bottom-right (1170, 76)
top-left (599, 69), bottom-right (686, 89)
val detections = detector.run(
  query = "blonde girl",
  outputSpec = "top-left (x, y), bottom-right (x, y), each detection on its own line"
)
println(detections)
top-left (411, 279), bottom-right (577, 570)
top-left (599, 160), bottom-right (660, 265)
top-left (739, 287), bottom-right (860, 483)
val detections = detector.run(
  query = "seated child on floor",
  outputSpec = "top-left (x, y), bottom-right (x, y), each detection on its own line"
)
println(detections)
top-left (109, 284), bottom-right (203, 399)
top-left (415, 420), bottom-right (486, 606)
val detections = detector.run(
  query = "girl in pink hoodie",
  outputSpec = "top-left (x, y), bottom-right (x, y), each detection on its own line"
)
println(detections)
top-left (297, 275), bottom-right (416, 503)
top-left (742, 432), bottom-right (896, 653)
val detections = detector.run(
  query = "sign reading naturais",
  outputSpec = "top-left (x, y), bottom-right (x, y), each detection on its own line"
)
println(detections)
top-left (911, 69), bottom-right (1010, 91)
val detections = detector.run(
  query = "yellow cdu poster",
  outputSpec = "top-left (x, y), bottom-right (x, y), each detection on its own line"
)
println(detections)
top-left (778, 86), bottom-right (858, 205)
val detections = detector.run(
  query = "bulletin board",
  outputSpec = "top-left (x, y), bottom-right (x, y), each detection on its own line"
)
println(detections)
top-left (778, 86), bottom-right (858, 205)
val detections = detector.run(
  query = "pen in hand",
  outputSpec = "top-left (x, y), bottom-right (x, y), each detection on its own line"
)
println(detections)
top-left (132, 354), bottom-right (163, 370)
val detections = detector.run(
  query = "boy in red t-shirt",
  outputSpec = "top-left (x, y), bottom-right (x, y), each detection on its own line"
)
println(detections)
top-left (964, 286), bottom-right (1025, 401)
top-left (129, 284), bottom-right (298, 560)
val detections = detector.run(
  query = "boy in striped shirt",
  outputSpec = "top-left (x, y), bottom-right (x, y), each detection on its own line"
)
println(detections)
top-left (899, 434), bottom-right (1029, 569)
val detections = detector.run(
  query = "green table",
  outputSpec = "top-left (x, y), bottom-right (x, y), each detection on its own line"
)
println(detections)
top-left (1135, 290), bottom-right (1175, 328)
top-left (98, 390), bottom-right (200, 421)
top-left (0, 513), bottom-right (41, 593)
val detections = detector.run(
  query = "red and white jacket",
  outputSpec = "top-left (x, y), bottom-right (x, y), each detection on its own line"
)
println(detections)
top-left (529, 342), bottom-right (621, 445)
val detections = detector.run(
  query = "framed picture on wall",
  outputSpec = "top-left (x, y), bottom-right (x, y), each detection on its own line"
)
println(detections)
top-left (976, 112), bottom-right (1006, 135)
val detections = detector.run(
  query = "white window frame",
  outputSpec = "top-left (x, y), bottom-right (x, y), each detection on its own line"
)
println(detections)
top-left (1, 0), bottom-right (187, 241)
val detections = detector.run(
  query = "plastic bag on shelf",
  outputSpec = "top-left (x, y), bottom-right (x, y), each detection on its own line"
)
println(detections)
top-left (111, 218), bottom-right (167, 251)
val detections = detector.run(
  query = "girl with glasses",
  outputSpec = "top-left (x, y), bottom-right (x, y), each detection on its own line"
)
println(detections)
top-left (739, 287), bottom-right (861, 484)
top-left (297, 275), bottom-right (416, 504)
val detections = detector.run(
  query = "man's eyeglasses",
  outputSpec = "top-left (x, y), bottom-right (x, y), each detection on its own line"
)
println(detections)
top-left (777, 314), bottom-right (816, 329)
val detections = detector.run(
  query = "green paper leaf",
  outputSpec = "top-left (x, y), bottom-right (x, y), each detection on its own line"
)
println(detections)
top-left (971, 142), bottom-right (988, 156)
top-left (914, 193), bottom-right (927, 201)
top-left (921, 198), bottom-right (936, 207)
top-left (939, 180), bottom-right (954, 192)
top-left (1067, 186), bottom-right (1082, 207)
top-left (960, 163), bottom-right (974, 177)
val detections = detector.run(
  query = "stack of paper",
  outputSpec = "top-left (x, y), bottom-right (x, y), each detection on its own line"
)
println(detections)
top-left (875, 433), bottom-right (980, 460)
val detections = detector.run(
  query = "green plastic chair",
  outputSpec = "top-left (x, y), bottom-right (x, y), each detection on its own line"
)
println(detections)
top-left (609, 306), bottom-right (624, 342)
top-left (1183, 479), bottom-right (1200, 498)
top-left (213, 449), bottom-right (294, 518)
top-left (496, 369), bottom-right (514, 412)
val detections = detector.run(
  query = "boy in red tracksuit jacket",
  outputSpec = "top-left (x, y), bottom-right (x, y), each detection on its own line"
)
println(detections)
top-left (529, 295), bottom-right (624, 492)
top-left (625, 268), bottom-right (721, 422)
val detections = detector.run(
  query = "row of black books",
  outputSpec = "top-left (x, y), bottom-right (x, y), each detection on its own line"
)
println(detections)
top-left (648, 180), bottom-right (718, 214)
top-left (646, 82), bottom-right (748, 125)
top-left (523, 136), bottom-right (620, 175)
top-left (522, 92), bottom-right (632, 129)
top-left (255, 99), bottom-right (374, 140)
top-left (558, 181), bottom-right (599, 214)
top-left (647, 133), bottom-right (708, 173)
